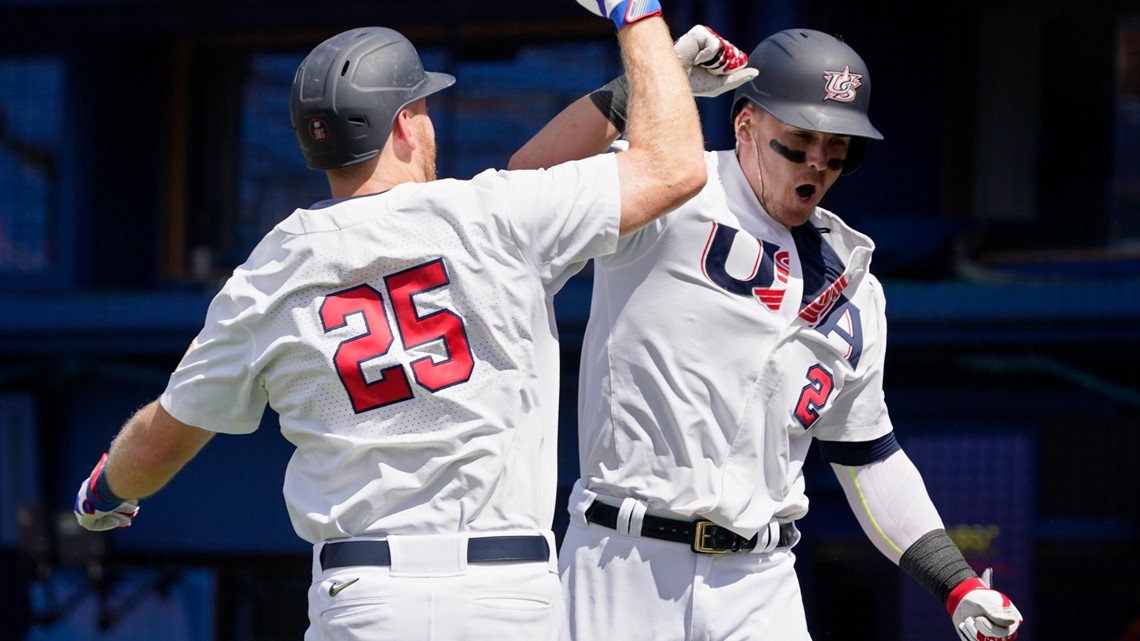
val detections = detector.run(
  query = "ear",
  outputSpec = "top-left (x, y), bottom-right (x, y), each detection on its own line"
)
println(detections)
top-left (733, 105), bottom-right (755, 143)
top-left (734, 118), bottom-right (752, 144)
top-left (390, 108), bottom-right (419, 155)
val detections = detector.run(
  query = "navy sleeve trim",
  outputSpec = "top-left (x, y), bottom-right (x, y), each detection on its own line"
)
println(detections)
top-left (816, 431), bottom-right (900, 466)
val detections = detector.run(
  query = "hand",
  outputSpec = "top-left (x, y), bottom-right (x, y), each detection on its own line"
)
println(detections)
top-left (674, 25), bottom-right (758, 97)
top-left (576, 0), bottom-right (662, 31)
top-left (74, 453), bottom-right (139, 531)
top-left (948, 569), bottom-right (1023, 641)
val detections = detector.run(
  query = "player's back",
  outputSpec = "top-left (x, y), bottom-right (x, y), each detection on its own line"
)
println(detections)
top-left (268, 181), bottom-right (555, 541)
top-left (163, 159), bottom-right (621, 543)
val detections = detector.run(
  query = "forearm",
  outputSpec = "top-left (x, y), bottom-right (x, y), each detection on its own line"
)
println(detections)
top-left (899, 529), bottom-right (978, 604)
top-left (102, 399), bottom-right (214, 499)
top-left (832, 450), bottom-right (947, 564)
top-left (614, 16), bottom-right (705, 232)
top-left (833, 450), bottom-right (978, 603)
top-left (508, 95), bottom-right (620, 170)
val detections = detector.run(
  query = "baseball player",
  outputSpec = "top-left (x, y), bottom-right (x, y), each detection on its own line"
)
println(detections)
top-left (69, 3), bottom-right (722, 639)
top-left (510, 28), bottom-right (1024, 641)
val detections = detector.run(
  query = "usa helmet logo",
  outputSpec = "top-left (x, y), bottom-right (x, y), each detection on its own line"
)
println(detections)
top-left (822, 66), bottom-right (863, 103)
top-left (308, 117), bottom-right (330, 142)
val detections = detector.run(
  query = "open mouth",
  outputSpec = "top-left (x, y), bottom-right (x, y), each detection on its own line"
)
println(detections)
top-left (795, 184), bottom-right (816, 201)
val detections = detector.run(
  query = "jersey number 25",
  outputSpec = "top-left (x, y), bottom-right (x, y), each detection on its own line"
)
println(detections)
top-left (319, 259), bottom-right (475, 413)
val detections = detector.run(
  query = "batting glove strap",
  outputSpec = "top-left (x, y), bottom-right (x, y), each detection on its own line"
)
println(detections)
top-left (677, 25), bottom-right (748, 72)
top-left (948, 578), bottom-right (1023, 641)
top-left (576, 0), bottom-right (662, 31)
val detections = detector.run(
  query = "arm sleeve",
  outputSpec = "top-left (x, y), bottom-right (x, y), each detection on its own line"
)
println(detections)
top-left (831, 449), bottom-right (946, 565)
top-left (496, 154), bottom-right (622, 293)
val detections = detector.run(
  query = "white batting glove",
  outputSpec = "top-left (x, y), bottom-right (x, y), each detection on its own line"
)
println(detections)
top-left (74, 453), bottom-right (139, 531)
top-left (673, 25), bottom-right (758, 97)
top-left (948, 569), bottom-right (1023, 641)
top-left (576, 0), bottom-right (662, 31)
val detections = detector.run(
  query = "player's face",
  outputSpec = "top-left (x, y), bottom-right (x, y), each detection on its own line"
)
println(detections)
top-left (735, 107), bottom-right (849, 228)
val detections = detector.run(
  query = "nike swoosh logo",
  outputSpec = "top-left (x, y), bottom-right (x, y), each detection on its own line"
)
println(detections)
top-left (328, 577), bottom-right (360, 597)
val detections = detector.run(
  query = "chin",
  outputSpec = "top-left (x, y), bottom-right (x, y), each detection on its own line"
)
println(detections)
top-left (776, 205), bottom-right (816, 228)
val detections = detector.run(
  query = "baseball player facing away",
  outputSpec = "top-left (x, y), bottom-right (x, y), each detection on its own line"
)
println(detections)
top-left (509, 28), bottom-right (1024, 641)
top-left (68, 2), bottom-right (729, 639)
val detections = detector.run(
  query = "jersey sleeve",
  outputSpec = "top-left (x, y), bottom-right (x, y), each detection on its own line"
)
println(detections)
top-left (160, 282), bottom-right (268, 435)
top-left (494, 153), bottom-right (622, 292)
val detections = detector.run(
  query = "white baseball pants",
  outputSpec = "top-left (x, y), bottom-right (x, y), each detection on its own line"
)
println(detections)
top-left (305, 532), bottom-right (562, 641)
top-left (560, 493), bottom-right (811, 641)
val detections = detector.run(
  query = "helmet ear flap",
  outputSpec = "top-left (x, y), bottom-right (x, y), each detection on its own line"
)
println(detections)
top-left (842, 136), bottom-right (868, 175)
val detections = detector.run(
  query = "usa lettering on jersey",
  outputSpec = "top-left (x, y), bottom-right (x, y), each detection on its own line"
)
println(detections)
top-left (701, 222), bottom-right (789, 311)
top-left (700, 221), bottom-right (864, 367)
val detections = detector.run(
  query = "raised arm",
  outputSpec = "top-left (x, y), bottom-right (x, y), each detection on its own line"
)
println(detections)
top-left (509, 23), bottom-right (755, 185)
top-left (508, 95), bottom-right (620, 172)
top-left (609, 15), bottom-right (706, 234)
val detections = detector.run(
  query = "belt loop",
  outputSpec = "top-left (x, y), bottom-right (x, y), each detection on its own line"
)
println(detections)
top-left (312, 540), bottom-right (327, 579)
top-left (616, 498), bottom-right (647, 538)
top-left (756, 522), bottom-right (780, 554)
top-left (568, 480), bottom-right (598, 529)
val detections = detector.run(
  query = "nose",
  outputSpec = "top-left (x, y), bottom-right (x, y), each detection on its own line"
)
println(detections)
top-left (805, 142), bottom-right (830, 171)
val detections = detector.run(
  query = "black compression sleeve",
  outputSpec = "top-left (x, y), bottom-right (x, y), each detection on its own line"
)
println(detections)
top-left (899, 529), bottom-right (978, 604)
top-left (588, 75), bottom-right (630, 134)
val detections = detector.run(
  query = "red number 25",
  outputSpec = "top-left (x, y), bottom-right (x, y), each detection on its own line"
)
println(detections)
top-left (319, 259), bottom-right (474, 413)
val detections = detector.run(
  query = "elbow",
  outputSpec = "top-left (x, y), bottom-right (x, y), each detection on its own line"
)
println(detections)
top-left (680, 156), bottom-right (707, 199)
top-left (663, 155), bottom-right (706, 208)
top-left (508, 145), bottom-right (538, 171)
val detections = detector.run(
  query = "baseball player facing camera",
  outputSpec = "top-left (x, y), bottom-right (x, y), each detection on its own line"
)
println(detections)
top-left (510, 26), bottom-right (1024, 641)
top-left (72, 2), bottom-right (728, 639)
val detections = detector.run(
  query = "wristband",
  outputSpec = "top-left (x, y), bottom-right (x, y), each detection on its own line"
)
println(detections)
top-left (90, 452), bottom-right (126, 504)
top-left (898, 529), bottom-right (978, 605)
top-left (588, 75), bottom-right (630, 134)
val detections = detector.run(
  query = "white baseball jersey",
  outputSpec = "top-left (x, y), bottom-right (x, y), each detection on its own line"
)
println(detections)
top-left (161, 154), bottom-right (620, 544)
top-left (577, 149), bottom-right (894, 538)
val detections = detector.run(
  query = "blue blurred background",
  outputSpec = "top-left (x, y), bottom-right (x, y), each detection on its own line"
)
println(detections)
top-left (0, 0), bottom-right (1138, 639)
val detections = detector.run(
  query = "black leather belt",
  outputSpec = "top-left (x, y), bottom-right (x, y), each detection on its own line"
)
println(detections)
top-left (584, 501), bottom-right (796, 554)
top-left (320, 535), bottom-right (550, 570)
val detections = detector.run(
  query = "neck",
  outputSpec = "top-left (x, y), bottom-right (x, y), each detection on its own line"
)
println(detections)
top-left (326, 156), bottom-right (420, 199)
top-left (328, 175), bottom-right (408, 199)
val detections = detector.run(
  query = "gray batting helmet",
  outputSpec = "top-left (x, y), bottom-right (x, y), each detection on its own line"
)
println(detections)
top-left (290, 27), bottom-right (456, 170)
top-left (731, 28), bottom-right (882, 174)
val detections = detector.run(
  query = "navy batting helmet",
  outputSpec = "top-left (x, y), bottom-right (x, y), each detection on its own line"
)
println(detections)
top-left (290, 27), bottom-right (455, 170)
top-left (731, 29), bottom-right (882, 174)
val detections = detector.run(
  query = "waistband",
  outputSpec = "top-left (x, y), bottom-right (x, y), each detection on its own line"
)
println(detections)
top-left (584, 501), bottom-right (796, 554)
top-left (319, 534), bottom-right (550, 571)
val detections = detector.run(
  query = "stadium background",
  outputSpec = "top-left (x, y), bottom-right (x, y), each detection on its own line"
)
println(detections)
top-left (0, 0), bottom-right (1137, 639)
